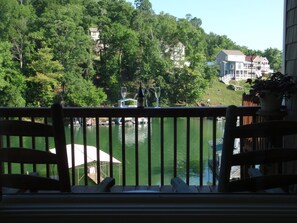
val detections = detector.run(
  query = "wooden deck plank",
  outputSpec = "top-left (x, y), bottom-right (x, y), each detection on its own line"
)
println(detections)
top-left (148, 185), bottom-right (161, 191)
top-left (160, 185), bottom-right (175, 192)
top-left (197, 186), bottom-right (217, 193)
top-left (110, 185), bottom-right (124, 192)
top-left (73, 185), bottom-right (218, 193)
top-left (122, 186), bottom-right (137, 191)
top-left (3, 185), bottom-right (218, 194)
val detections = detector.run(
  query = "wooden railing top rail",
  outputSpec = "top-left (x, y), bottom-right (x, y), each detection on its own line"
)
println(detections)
top-left (0, 106), bottom-right (260, 118)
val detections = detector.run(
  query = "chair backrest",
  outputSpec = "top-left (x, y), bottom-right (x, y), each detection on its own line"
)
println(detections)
top-left (0, 103), bottom-right (70, 193)
top-left (218, 105), bottom-right (297, 193)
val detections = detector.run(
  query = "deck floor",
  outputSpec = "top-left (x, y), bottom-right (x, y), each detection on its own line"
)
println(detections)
top-left (71, 185), bottom-right (217, 193)
top-left (3, 185), bottom-right (217, 194)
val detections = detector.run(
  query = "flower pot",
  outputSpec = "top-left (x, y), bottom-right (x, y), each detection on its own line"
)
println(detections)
top-left (259, 91), bottom-right (283, 112)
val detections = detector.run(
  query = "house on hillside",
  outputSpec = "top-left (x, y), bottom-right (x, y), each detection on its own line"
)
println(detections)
top-left (89, 27), bottom-right (105, 56)
top-left (216, 50), bottom-right (246, 83)
top-left (89, 27), bottom-right (99, 41)
top-left (164, 42), bottom-right (190, 67)
top-left (216, 49), bottom-right (272, 83)
top-left (246, 55), bottom-right (272, 74)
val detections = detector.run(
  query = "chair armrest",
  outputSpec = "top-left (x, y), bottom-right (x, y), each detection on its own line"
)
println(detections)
top-left (171, 177), bottom-right (196, 193)
top-left (94, 177), bottom-right (115, 192)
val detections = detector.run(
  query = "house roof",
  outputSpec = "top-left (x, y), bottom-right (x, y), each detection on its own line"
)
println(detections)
top-left (89, 27), bottom-right (98, 32)
top-left (222, 50), bottom-right (245, 55)
top-left (246, 56), bottom-right (269, 62)
top-left (245, 56), bottom-right (257, 61)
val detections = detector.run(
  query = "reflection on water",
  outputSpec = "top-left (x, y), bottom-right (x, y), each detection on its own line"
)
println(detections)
top-left (6, 117), bottom-right (224, 186)
top-left (118, 124), bottom-right (148, 146)
top-left (67, 117), bottom-right (224, 186)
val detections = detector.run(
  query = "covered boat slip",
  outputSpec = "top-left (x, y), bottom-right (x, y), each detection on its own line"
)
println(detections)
top-left (50, 144), bottom-right (215, 193)
top-left (50, 144), bottom-right (121, 185)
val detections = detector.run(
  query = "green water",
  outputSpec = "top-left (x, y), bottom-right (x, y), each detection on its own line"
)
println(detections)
top-left (6, 118), bottom-right (224, 186)
top-left (67, 117), bottom-right (225, 186)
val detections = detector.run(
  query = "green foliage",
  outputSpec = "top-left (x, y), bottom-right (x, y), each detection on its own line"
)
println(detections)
top-left (249, 72), bottom-right (295, 98)
top-left (205, 33), bottom-right (239, 61)
top-left (64, 77), bottom-right (106, 107)
top-left (0, 0), bottom-right (283, 107)
top-left (0, 41), bottom-right (26, 106)
top-left (263, 48), bottom-right (282, 72)
top-left (39, 4), bottom-right (92, 73)
top-left (26, 47), bottom-right (64, 106)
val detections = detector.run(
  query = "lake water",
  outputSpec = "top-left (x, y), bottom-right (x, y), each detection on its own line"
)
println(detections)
top-left (67, 117), bottom-right (225, 186)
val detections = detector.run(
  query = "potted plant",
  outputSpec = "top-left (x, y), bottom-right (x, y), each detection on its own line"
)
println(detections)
top-left (248, 72), bottom-right (295, 112)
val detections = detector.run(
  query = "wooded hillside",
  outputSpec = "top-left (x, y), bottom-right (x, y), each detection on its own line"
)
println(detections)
top-left (0, 0), bottom-right (282, 107)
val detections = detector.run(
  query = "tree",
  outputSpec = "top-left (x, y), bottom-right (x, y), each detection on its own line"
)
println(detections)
top-left (185, 14), bottom-right (202, 28)
top-left (0, 41), bottom-right (26, 106)
top-left (35, 4), bottom-right (104, 106)
top-left (263, 48), bottom-right (282, 72)
top-left (0, 0), bottom-right (17, 40)
top-left (0, 0), bottom-right (281, 107)
top-left (134, 0), bottom-right (154, 14)
top-left (205, 32), bottom-right (239, 61)
top-left (64, 77), bottom-right (107, 107)
top-left (0, 1), bottom-right (36, 69)
top-left (96, 0), bottom-right (137, 103)
top-left (38, 4), bottom-right (92, 74)
top-left (166, 67), bottom-right (208, 105)
top-left (26, 47), bottom-right (64, 106)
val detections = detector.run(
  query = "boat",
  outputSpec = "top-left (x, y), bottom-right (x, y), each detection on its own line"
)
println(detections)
top-left (68, 119), bottom-right (81, 127)
top-left (131, 117), bottom-right (148, 125)
top-left (116, 98), bottom-right (149, 125)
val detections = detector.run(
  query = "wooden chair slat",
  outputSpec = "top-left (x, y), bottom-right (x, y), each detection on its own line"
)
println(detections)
top-left (218, 105), bottom-right (297, 193)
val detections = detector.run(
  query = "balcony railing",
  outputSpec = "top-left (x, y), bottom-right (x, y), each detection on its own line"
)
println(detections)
top-left (0, 106), bottom-right (259, 188)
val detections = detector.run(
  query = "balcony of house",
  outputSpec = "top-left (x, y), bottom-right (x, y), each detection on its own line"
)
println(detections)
top-left (2, 106), bottom-right (297, 223)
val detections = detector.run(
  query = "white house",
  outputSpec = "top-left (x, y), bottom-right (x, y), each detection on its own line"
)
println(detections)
top-left (216, 50), bottom-right (273, 83)
top-left (216, 50), bottom-right (246, 83)
top-left (89, 27), bottom-right (105, 55)
top-left (89, 27), bottom-right (99, 41)
top-left (164, 42), bottom-right (190, 67)
top-left (247, 56), bottom-right (272, 74)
